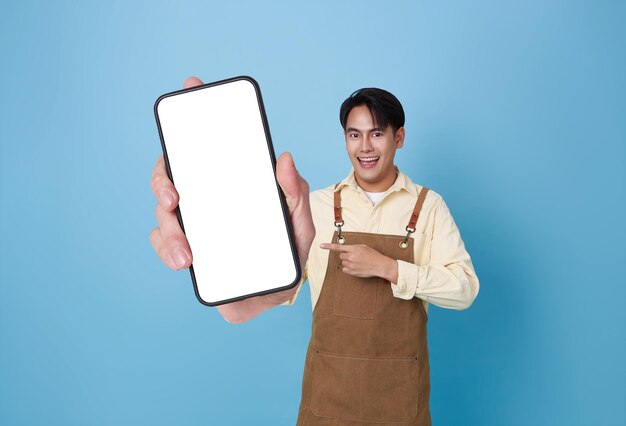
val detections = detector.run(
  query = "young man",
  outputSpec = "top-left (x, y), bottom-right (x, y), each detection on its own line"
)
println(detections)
top-left (150, 77), bottom-right (479, 425)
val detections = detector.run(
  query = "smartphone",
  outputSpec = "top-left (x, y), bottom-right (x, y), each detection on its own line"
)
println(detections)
top-left (154, 76), bottom-right (301, 306)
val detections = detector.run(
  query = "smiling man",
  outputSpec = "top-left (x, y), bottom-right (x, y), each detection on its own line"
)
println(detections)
top-left (291, 88), bottom-right (479, 425)
top-left (150, 80), bottom-right (479, 425)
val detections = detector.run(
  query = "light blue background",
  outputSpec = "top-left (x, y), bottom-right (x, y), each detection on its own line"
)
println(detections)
top-left (1, 1), bottom-right (624, 425)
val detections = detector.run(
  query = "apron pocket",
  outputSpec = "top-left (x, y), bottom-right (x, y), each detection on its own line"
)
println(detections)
top-left (311, 351), bottom-right (419, 423)
top-left (333, 274), bottom-right (379, 319)
top-left (360, 356), bottom-right (419, 422)
top-left (310, 351), bottom-right (362, 421)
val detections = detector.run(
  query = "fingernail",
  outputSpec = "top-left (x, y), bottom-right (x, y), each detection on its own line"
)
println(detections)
top-left (172, 248), bottom-right (189, 269)
top-left (160, 191), bottom-right (174, 209)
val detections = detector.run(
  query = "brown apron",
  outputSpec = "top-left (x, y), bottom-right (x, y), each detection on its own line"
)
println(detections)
top-left (297, 187), bottom-right (432, 426)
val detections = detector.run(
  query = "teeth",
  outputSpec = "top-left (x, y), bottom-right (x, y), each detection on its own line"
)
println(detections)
top-left (359, 156), bottom-right (379, 162)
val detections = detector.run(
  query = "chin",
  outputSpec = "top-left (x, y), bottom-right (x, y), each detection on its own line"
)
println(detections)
top-left (355, 172), bottom-right (380, 184)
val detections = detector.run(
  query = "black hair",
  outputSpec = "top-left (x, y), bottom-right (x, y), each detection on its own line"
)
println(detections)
top-left (339, 88), bottom-right (405, 132)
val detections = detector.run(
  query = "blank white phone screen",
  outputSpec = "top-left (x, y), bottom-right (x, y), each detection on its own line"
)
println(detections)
top-left (155, 77), bottom-right (299, 305)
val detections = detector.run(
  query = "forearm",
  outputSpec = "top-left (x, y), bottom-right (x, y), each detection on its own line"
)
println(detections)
top-left (391, 260), bottom-right (479, 310)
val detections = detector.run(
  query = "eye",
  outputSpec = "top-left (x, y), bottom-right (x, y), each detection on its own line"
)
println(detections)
top-left (372, 132), bottom-right (383, 138)
top-left (348, 132), bottom-right (360, 139)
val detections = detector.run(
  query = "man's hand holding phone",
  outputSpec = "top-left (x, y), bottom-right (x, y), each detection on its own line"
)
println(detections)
top-left (150, 77), bottom-right (315, 321)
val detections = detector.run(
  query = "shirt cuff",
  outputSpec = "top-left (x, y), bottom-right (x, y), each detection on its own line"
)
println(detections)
top-left (391, 260), bottom-right (421, 300)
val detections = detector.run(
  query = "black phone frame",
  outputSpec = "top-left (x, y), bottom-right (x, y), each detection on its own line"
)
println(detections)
top-left (154, 75), bottom-right (302, 307)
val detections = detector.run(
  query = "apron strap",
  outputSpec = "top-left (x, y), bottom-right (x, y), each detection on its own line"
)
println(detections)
top-left (407, 187), bottom-right (429, 231)
top-left (333, 183), bottom-right (343, 226)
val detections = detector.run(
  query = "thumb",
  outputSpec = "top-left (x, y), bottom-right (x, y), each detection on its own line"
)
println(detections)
top-left (275, 152), bottom-right (315, 270)
top-left (276, 152), bottom-right (305, 200)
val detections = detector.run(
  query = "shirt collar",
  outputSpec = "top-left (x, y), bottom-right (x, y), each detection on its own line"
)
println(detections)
top-left (334, 167), bottom-right (418, 197)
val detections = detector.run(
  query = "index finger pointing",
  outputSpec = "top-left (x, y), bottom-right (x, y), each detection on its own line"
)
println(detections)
top-left (320, 243), bottom-right (351, 252)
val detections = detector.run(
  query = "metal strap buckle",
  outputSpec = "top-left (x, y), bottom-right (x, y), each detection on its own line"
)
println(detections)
top-left (400, 226), bottom-right (415, 249)
top-left (334, 221), bottom-right (345, 244)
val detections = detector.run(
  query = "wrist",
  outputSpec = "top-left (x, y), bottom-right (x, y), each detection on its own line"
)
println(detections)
top-left (261, 285), bottom-right (297, 307)
top-left (380, 256), bottom-right (399, 284)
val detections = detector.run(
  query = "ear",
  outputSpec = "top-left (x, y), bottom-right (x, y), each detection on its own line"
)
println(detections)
top-left (395, 127), bottom-right (405, 148)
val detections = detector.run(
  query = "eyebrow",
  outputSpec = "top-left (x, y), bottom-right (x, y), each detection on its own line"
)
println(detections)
top-left (346, 127), bottom-right (385, 133)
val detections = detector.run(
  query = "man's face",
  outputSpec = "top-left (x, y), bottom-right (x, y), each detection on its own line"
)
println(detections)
top-left (344, 105), bottom-right (405, 192)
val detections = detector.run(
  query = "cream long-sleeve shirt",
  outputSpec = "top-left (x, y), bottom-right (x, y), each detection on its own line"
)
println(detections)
top-left (287, 169), bottom-right (479, 313)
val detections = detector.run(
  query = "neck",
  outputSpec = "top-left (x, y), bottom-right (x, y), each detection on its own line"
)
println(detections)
top-left (354, 169), bottom-right (398, 192)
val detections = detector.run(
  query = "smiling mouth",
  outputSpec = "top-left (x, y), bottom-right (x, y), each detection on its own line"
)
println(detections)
top-left (358, 156), bottom-right (380, 168)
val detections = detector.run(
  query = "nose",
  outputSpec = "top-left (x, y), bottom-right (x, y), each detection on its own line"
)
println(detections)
top-left (360, 135), bottom-right (373, 152)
